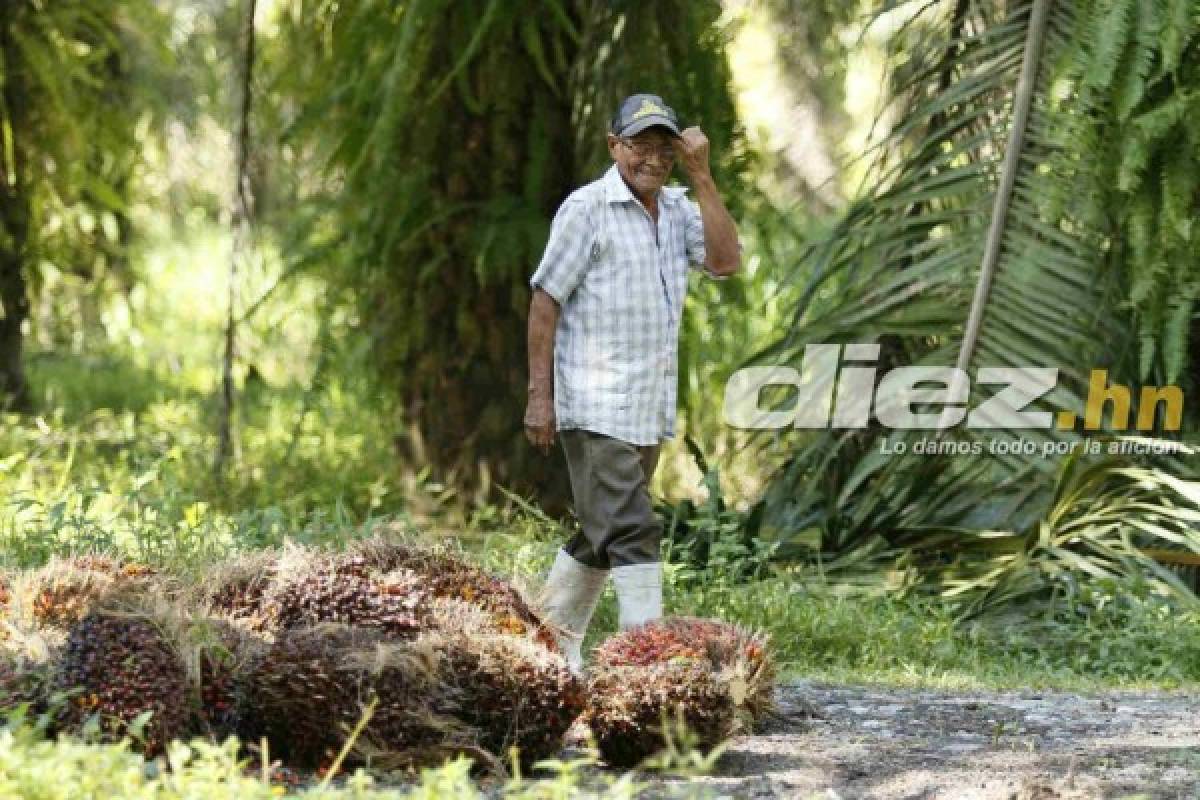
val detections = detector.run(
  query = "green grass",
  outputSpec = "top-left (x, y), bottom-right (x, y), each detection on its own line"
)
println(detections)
top-left (468, 527), bottom-right (1200, 693)
top-left (678, 575), bottom-right (1200, 690)
top-left (0, 720), bottom-right (667, 798)
top-left (3, 347), bottom-right (412, 569)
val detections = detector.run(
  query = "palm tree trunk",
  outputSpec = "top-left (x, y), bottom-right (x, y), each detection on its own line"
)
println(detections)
top-left (0, 245), bottom-right (30, 412)
top-left (215, 0), bottom-right (257, 475)
top-left (0, 6), bottom-right (32, 411)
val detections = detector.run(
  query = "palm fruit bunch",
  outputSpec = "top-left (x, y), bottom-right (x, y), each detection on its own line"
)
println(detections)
top-left (53, 606), bottom-right (191, 756)
top-left (197, 551), bottom-right (278, 627)
top-left (426, 600), bottom-right (584, 766)
top-left (592, 616), bottom-right (776, 726)
top-left (12, 555), bottom-right (157, 630)
top-left (346, 538), bottom-right (556, 649)
top-left (258, 555), bottom-right (431, 638)
top-left (582, 617), bottom-right (776, 767)
top-left (584, 661), bottom-right (735, 768)
top-left (242, 623), bottom-right (464, 768)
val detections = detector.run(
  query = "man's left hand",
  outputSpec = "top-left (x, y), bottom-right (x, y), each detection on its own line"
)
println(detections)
top-left (673, 126), bottom-right (711, 179)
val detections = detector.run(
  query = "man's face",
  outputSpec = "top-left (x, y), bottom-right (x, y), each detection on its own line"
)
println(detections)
top-left (608, 127), bottom-right (676, 198)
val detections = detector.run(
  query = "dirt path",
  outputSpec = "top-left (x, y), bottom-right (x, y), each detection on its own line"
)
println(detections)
top-left (585, 682), bottom-right (1200, 799)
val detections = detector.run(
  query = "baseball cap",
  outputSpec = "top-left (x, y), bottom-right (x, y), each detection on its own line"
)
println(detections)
top-left (610, 93), bottom-right (682, 138)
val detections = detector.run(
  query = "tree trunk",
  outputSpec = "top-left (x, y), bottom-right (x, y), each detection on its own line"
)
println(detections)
top-left (0, 246), bottom-right (30, 412)
top-left (0, 7), bottom-right (31, 412)
top-left (215, 0), bottom-right (257, 476)
top-left (392, 66), bottom-right (578, 515)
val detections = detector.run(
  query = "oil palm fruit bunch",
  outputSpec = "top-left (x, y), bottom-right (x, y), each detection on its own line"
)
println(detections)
top-left (583, 617), bottom-right (776, 766)
top-left (197, 551), bottom-right (279, 628)
top-left (53, 606), bottom-right (190, 756)
top-left (592, 618), bottom-right (777, 729)
top-left (592, 617), bottom-right (776, 726)
top-left (425, 603), bottom-right (584, 765)
top-left (12, 555), bottom-right (157, 630)
top-left (260, 556), bottom-right (431, 638)
top-left (243, 623), bottom-right (464, 768)
top-left (583, 661), bottom-right (735, 768)
top-left (345, 539), bottom-right (556, 648)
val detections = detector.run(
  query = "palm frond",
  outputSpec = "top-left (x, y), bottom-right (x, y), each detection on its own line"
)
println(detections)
top-left (749, 0), bottom-right (1198, 609)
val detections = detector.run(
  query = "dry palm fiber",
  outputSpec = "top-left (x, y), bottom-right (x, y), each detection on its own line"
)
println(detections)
top-left (242, 623), bottom-right (466, 769)
top-left (584, 661), bottom-right (735, 768)
top-left (53, 601), bottom-right (191, 756)
top-left (426, 599), bottom-right (584, 766)
top-left (344, 538), bottom-right (556, 649)
top-left (8, 555), bottom-right (158, 630)
top-left (593, 616), bottom-right (776, 727)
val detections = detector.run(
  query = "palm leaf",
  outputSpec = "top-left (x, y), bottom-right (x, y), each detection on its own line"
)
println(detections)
top-left (748, 0), bottom-right (1197, 610)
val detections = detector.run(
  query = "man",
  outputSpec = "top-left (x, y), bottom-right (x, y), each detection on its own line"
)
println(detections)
top-left (524, 93), bottom-right (740, 671)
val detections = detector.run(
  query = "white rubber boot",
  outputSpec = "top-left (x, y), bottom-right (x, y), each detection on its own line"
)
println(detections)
top-left (536, 549), bottom-right (609, 672)
top-left (611, 561), bottom-right (663, 630)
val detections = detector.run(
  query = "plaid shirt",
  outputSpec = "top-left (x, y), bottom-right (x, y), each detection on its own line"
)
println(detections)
top-left (531, 164), bottom-right (722, 446)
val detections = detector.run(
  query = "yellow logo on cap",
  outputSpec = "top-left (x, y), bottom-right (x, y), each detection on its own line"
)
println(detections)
top-left (632, 99), bottom-right (668, 120)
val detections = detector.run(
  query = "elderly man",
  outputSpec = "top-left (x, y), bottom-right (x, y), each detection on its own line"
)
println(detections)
top-left (525, 93), bottom-right (740, 671)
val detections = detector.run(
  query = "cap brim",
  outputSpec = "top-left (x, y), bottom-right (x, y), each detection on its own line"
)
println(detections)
top-left (617, 117), bottom-right (682, 138)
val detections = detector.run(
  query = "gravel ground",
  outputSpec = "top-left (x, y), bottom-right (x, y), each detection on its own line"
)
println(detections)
top-left (562, 682), bottom-right (1200, 799)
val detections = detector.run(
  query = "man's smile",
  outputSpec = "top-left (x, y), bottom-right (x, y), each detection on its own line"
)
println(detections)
top-left (633, 167), bottom-right (668, 185)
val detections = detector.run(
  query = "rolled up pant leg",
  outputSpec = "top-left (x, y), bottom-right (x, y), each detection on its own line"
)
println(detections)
top-left (560, 429), bottom-right (662, 568)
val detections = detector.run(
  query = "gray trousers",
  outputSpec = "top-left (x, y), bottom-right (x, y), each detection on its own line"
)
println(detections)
top-left (559, 428), bottom-right (662, 569)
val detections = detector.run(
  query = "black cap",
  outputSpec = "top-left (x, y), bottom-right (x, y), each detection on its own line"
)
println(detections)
top-left (610, 93), bottom-right (682, 138)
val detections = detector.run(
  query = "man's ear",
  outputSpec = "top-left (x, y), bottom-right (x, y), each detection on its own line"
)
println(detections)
top-left (606, 133), bottom-right (619, 159)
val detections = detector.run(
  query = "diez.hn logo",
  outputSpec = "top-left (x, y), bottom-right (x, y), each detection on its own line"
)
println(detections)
top-left (724, 344), bottom-right (1184, 431)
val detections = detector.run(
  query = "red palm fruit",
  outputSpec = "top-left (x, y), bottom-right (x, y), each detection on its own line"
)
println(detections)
top-left (592, 616), bottom-right (776, 727)
top-left (54, 610), bottom-right (190, 756)
top-left (431, 629), bottom-right (585, 767)
top-left (17, 555), bottom-right (157, 630)
top-left (584, 662), bottom-right (735, 768)
top-left (242, 624), bottom-right (462, 769)
top-left (259, 558), bottom-right (431, 637)
top-left (343, 539), bottom-right (557, 649)
top-left (197, 551), bottom-right (279, 628)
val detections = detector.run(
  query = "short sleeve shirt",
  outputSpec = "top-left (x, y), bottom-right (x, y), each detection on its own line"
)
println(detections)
top-left (530, 164), bottom-right (720, 446)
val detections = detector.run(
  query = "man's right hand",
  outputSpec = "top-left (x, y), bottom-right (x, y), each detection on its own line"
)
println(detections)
top-left (524, 391), bottom-right (556, 454)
